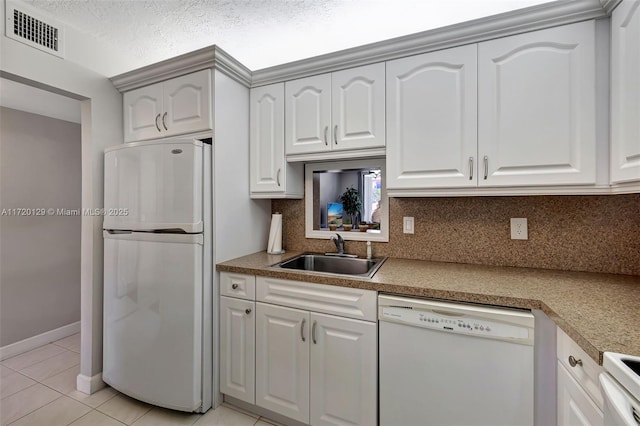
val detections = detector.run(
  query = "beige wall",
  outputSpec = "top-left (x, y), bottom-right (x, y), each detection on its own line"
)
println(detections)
top-left (273, 194), bottom-right (640, 276)
top-left (0, 107), bottom-right (82, 346)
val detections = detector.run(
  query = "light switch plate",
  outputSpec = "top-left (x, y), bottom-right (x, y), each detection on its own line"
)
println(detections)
top-left (510, 218), bottom-right (528, 240)
top-left (403, 217), bottom-right (414, 234)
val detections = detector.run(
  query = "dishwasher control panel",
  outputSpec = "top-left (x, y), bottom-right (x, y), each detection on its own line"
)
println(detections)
top-left (381, 306), bottom-right (531, 341)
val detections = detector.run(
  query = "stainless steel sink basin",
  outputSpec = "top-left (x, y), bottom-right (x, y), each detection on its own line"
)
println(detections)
top-left (273, 253), bottom-right (386, 278)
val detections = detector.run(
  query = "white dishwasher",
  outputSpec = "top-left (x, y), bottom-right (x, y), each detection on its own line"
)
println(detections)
top-left (379, 295), bottom-right (535, 426)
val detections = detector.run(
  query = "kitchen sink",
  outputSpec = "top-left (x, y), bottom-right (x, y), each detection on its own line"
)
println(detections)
top-left (273, 253), bottom-right (386, 278)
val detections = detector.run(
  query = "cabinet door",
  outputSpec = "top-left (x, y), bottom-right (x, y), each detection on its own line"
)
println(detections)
top-left (250, 83), bottom-right (286, 193)
top-left (163, 69), bottom-right (212, 137)
top-left (123, 83), bottom-right (163, 142)
top-left (332, 63), bottom-right (385, 152)
top-left (386, 45), bottom-right (478, 189)
top-left (255, 303), bottom-right (310, 423)
top-left (220, 297), bottom-right (255, 404)
top-left (557, 362), bottom-right (603, 426)
top-left (310, 313), bottom-right (377, 426)
top-left (285, 74), bottom-right (332, 155)
top-left (611, 0), bottom-right (640, 184)
top-left (478, 21), bottom-right (596, 187)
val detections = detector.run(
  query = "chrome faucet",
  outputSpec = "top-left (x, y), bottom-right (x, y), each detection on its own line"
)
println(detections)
top-left (330, 234), bottom-right (345, 254)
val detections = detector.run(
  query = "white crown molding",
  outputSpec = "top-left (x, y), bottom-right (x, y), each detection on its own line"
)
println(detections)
top-left (600, 0), bottom-right (623, 14)
top-left (110, 1), bottom-right (619, 93)
top-left (252, 0), bottom-right (609, 86)
top-left (110, 45), bottom-right (252, 92)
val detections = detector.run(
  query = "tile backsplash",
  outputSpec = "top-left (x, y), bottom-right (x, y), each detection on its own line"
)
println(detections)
top-left (273, 194), bottom-right (640, 276)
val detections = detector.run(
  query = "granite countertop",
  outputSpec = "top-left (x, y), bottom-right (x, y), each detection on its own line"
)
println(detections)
top-left (217, 251), bottom-right (640, 365)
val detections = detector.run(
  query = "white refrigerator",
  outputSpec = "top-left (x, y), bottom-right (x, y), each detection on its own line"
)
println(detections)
top-left (102, 138), bottom-right (212, 412)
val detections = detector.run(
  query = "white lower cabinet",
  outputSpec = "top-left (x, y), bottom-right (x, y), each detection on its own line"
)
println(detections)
top-left (557, 327), bottom-right (603, 426)
top-left (221, 273), bottom-right (377, 426)
top-left (255, 302), bottom-right (310, 423)
top-left (254, 303), bottom-right (377, 426)
top-left (558, 361), bottom-right (603, 426)
top-left (220, 296), bottom-right (255, 404)
top-left (309, 313), bottom-right (376, 426)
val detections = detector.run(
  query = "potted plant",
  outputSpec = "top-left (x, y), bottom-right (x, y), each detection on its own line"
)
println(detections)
top-left (359, 221), bottom-right (368, 232)
top-left (340, 186), bottom-right (362, 229)
top-left (343, 218), bottom-right (353, 231)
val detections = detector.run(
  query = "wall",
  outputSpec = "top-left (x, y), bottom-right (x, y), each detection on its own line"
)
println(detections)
top-left (1, 3), bottom-right (123, 392)
top-left (0, 107), bottom-right (81, 346)
top-left (273, 194), bottom-right (640, 276)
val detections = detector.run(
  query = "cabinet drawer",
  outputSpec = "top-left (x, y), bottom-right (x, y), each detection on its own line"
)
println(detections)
top-left (256, 276), bottom-right (377, 322)
top-left (220, 272), bottom-right (256, 300)
top-left (557, 327), bottom-right (603, 410)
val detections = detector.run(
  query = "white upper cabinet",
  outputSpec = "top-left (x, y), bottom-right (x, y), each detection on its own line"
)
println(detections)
top-left (331, 63), bottom-right (386, 152)
top-left (386, 44), bottom-right (478, 189)
top-left (611, 0), bottom-right (640, 184)
top-left (123, 84), bottom-right (163, 142)
top-left (163, 70), bottom-right (212, 138)
top-left (478, 21), bottom-right (596, 187)
top-left (285, 64), bottom-right (385, 159)
top-left (250, 83), bottom-right (303, 198)
top-left (286, 74), bottom-right (332, 155)
top-left (124, 69), bottom-right (212, 142)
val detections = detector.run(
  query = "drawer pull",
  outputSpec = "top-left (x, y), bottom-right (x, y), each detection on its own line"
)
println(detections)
top-left (300, 318), bottom-right (306, 342)
top-left (568, 355), bottom-right (583, 367)
top-left (312, 320), bottom-right (317, 344)
top-left (231, 283), bottom-right (239, 290)
top-left (245, 308), bottom-right (252, 315)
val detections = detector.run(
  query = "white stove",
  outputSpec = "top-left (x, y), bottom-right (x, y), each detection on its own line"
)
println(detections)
top-left (600, 352), bottom-right (640, 425)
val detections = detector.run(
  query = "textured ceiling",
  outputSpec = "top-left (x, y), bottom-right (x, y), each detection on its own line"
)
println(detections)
top-left (22, 0), bottom-right (555, 74)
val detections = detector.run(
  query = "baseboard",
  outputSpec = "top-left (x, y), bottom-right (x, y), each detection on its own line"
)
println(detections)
top-left (0, 321), bottom-right (80, 361)
top-left (76, 373), bottom-right (105, 395)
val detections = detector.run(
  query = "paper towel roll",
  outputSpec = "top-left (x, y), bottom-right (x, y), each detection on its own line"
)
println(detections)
top-left (267, 213), bottom-right (284, 254)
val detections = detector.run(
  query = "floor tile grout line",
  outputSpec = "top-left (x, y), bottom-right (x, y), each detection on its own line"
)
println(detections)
top-left (4, 390), bottom-right (64, 426)
top-left (0, 375), bottom-right (37, 401)
top-left (65, 409), bottom-right (127, 426)
top-left (2, 344), bottom-right (73, 371)
top-left (18, 360), bottom-right (81, 384)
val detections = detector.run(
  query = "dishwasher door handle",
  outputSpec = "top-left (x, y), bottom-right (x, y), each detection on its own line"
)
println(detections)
top-left (431, 309), bottom-right (464, 318)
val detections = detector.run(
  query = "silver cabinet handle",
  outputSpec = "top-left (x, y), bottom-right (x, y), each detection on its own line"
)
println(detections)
top-left (300, 318), bottom-right (306, 342)
top-left (276, 168), bottom-right (281, 187)
top-left (483, 155), bottom-right (488, 180)
top-left (155, 114), bottom-right (161, 132)
top-left (162, 112), bottom-right (168, 131)
top-left (568, 355), bottom-right (583, 367)
top-left (312, 320), bottom-right (317, 344)
top-left (469, 157), bottom-right (474, 180)
top-left (334, 125), bottom-right (338, 145)
top-left (323, 126), bottom-right (328, 146)
top-left (245, 308), bottom-right (252, 315)
top-left (231, 283), bottom-right (239, 290)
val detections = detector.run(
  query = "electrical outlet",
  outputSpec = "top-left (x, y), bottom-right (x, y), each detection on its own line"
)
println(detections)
top-left (510, 218), bottom-right (528, 240)
top-left (403, 217), bottom-right (414, 234)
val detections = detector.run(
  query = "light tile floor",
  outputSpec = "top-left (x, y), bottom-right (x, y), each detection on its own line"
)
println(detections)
top-left (0, 334), bottom-right (274, 426)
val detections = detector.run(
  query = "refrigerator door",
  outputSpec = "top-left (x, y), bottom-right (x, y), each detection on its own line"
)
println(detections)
top-left (103, 231), bottom-right (204, 412)
top-left (104, 139), bottom-right (203, 232)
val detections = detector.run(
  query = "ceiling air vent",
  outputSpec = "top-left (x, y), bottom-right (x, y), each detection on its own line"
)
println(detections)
top-left (5, 0), bottom-right (65, 58)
